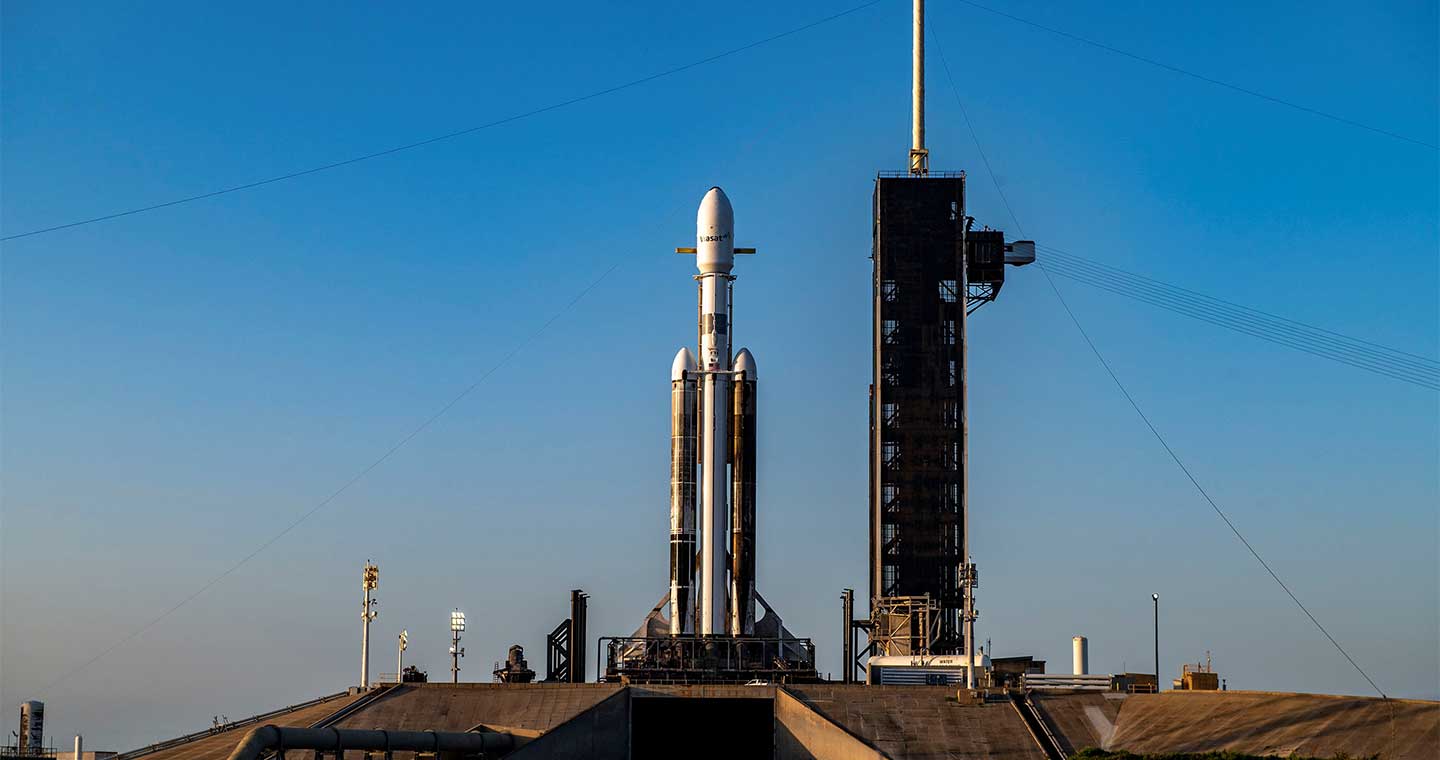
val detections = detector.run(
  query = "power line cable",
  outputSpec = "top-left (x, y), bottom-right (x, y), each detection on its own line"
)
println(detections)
top-left (1035, 252), bottom-right (1439, 389)
top-left (1038, 256), bottom-right (1437, 385)
top-left (1037, 254), bottom-right (1439, 383)
top-left (1030, 262), bottom-right (1389, 699)
top-left (28, 198), bottom-right (692, 700)
top-left (1038, 260), bottom-right (1439, 390)
top-left (952, 0), bottom-right (1436, 151)
top-left (925, 6), bottom-right (1437, 388)
top-left (0, 0), bottom-right (884, 243)
top-left (1037, 245), bottom-right (1440, 372)
top-left (929, 18), bottom-right (1390, 698)
top-left (11, 1), bottom-right (876, 708)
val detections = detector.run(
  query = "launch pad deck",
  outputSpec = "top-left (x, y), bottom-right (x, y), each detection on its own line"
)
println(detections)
top-left (599, 635), bottom-right (819, 684)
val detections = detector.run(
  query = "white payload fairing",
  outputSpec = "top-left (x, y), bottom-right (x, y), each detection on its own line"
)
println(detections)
top-left (669, 187), bottom-right (758, 637)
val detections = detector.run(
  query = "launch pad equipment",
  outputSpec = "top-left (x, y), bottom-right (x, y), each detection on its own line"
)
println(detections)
top-left (545, 590), bottom-right (588, 682)
top-left (493, 645), bottom-right (537, 683)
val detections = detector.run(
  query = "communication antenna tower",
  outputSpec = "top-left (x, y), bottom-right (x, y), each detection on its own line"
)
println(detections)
top-left (360, 562), bottom-right (379, 688)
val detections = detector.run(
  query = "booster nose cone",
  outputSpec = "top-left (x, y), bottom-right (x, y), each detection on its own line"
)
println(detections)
top-left (671, 347), bottom-right (697, 381)
top-left (696, 186), bottom-right (735, 274)
top-left (733, 347), bottom-right (757, 379)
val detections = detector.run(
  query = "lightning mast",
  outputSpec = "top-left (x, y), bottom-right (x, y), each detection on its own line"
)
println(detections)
top-left (909, 0), bottom-right (928, 176)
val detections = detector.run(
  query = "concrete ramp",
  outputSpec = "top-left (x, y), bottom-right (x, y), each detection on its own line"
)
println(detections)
top-left (504, 690), bottom-right (629, 760)
top-left (784, 685), bottom-right (1047, 760)
top-left (1030, 692), bottom-right (1124, 755)
top-left (328, 683), bottom-right (621, 733)
top-left (1107, 690), bottom-right (1440, 760)
top-left (119, 693), bottom-right (367, 760)
top-left (775, 689), bottom-right (886, 760)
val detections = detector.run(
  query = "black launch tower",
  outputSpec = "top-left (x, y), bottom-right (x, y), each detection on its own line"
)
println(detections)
top-left (868, 170), bottom-right (1025, 659)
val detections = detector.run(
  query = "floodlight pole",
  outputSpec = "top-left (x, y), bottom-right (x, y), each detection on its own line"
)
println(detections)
top-left (360, 562), bottom-right (378, 689)
top-left (451, 629), bottom-right (462, 683)
top-left (1152, 593), bottom-right (1160, 691)
top-left (397, 630), bottom-right (408, 684)
top-left (450, 610), bottom-right (466, 684)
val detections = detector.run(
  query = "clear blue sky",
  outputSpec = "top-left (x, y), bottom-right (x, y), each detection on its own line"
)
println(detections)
top-left (2, 0), bottom-right (1435, 749)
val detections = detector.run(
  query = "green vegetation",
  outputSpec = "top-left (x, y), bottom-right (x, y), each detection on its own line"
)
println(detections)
top-left (1069, 750), bottom-right (1379, 760)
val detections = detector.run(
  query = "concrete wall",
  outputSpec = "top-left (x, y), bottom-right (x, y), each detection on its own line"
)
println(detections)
top-left (775, 690), bottom-right (887, 760)
top-left (505, 690), bottom-right (630, 760)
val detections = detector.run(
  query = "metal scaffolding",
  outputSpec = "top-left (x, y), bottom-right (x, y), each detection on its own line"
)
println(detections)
top-left (601, 635), bottom-right (817, 684)
top-left (870, 175), bottom-right (970, 655)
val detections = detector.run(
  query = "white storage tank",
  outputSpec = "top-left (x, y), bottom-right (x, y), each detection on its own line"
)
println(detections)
top-left (1072, 636), bottom-right (1089, 675)
top-left (19, 701), bottom-right (45, 754)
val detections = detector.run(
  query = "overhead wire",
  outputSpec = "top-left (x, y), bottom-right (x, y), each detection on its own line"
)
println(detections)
top-left (952, 0), bottom-right (1437, 151)
top-left (27, 257), bottom-right (618, 698)
top-left (25, 196), bottom-right (693, 702)
top-left (19, 0), bottom-right (890, 701)
top-left (1035, 249), bottom-right (1439, 390)
top-left (1037, 244), bottom-right (1440, 373)
top-left (1038, 265), bottom-right (1439, 390)
top-left (918, 4), bottom-right (1438, 389)
top-left (928, 15), bottom-right (1390, 698)
top-left (0, 0), bottom-right (884, 243)
top-left (1038, 262), bottom-right (1438, 389)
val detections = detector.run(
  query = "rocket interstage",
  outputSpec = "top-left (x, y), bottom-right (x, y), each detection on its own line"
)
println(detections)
top-left (670, 186), bottom-right (758, 638)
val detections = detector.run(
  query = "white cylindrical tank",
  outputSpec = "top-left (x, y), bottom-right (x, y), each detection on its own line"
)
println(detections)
top-left (19, 701), bottom-right (44, 755)
top-left (75, 735), bottom-right (83, 760)
top-left (1073, 636), bottom-right (1089, 675)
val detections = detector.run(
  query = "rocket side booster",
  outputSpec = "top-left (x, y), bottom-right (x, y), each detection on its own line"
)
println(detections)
top-left (670, 186), bottom-right (758, 638)
top-left (669, 348), bottom-right (698, 635)
top-left (730, 348), bottom-right (757, 636)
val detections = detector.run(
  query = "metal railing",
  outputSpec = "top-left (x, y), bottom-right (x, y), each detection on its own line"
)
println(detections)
top-left (1021, 673), bottom-right (1115, 691)
top-left (1, 745), bottom-right (58, 760)
top-left (1010, 692), bottom-right (1067, 760)
top-left (876, 170), bottom-right (966, 179)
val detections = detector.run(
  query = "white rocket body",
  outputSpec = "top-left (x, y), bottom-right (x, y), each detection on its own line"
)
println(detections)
top-left (697, 187), bottom-right (733, 636)
top-left (669, 187), bottom-right (756, 637)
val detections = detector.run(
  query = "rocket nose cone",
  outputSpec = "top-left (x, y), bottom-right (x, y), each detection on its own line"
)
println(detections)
top-left (671, 347), bottom-right (697, 381)
top-left (697, 186), bottom-right (734, 231)
top-left (733, 348), bottom-right (757, 379)
top-left (696, 186), bottom-right (735, 274)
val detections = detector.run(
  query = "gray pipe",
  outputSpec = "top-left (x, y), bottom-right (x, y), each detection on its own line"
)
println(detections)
top-left (226, 726), bottom-right (514, 760)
